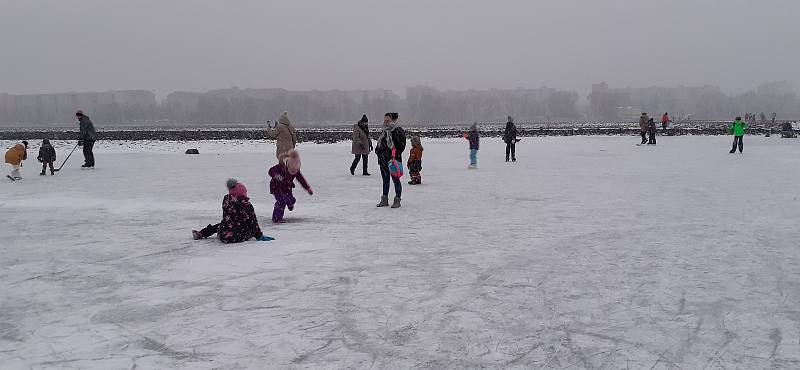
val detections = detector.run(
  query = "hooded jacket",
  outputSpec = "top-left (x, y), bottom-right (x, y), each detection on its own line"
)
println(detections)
top-left (503, 121), bottom-right (518, 143)
top-left (217, 192), bottom-right (264, 244)
top-left (5, 143), bottom-right (27, 166)
top-left (79, 116), bottom-right (97, 141)
top-left (268, 162), bottom-right (311, 195)
top-left (38, 141), bottom-right (56, 163)
top-left (266, 112), bottom-right (298, 159)
top-left (730, 119), bottom-right (748, 136)
top-left (351, 122), bottom-right (372, 155)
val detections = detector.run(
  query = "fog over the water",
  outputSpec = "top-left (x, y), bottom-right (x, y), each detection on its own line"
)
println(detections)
top-left (1, 0), bottom-right (797, 95)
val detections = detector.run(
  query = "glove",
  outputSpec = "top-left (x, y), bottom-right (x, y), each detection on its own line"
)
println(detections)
top-left (37, 156), bottom-right (42, 163)
top-left (257, 236), bottom-right (275, 241)
top-left (307, 187), bottom-right (313, 196)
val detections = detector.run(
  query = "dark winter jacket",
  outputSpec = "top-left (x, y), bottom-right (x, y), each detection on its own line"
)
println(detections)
top-left (647, 119), bottom-right (657, 134)
top-left (218, 194), bottom-right (264, 243)
top-left (268, 163), bottom-right (311, 195)
top-left (467, 130), bottom-right (480, 150)
top-left (503, 122), bottom-right (517, 144)
top-left (79, 116), bottom-right (97, 141)
top-left (375, 126), bottom-right (407, 169)
top-left (38, 143), bottom-right (56, 163)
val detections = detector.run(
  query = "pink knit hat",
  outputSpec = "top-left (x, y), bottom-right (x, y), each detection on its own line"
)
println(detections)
top-left (226, 178), bottom-right (248, 198)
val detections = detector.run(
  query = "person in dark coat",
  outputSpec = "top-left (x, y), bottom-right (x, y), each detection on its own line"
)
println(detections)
top-left (192, 179), bottom-right (273, 243)
top-left (37, 139), bottom-right (57, 175)
top-left (350, 115), bottom-right (372, 176)
top-left (268, 149), bottom-right (313, 223)
top-left (76, 110), bottom-right (97, 168)
top-left (647, 118), bottom-right (657, 145)
top-left (375, 112), bottom-right (406, 208)
top-left (503, 116), bottom-right (518, 162)
top-left (465, 122), bottom-right (480, 168)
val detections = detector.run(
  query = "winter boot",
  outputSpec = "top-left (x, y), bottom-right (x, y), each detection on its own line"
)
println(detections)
top-left (287, 204), bottom-right (294, 211)
top-left (391, 196), bottom-right (401, 208)
top-left (376, 196), bottom-right (389, 207)
top-left (192, 230), bottom-right (203, 240)
top-left (50, 170), bottom-right (55, 175)
top-left (40, 170), bottom-right (46, 176)
top-left (350, 167), bottom-right (355, 175)
top-left (362, 171), bottom-right (371, 176)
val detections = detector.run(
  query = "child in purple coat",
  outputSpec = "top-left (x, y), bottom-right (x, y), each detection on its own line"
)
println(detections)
top-left (269, 149), bottom-right (313, 223)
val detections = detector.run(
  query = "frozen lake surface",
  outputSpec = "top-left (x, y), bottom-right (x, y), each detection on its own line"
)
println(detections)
top-left (1, 136), bottom-right (799, 369)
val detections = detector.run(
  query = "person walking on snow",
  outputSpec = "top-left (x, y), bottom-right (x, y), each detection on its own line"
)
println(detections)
top-left (647, 118), bottom-right (657, 145)
top-left (268, 149), bottom-right (313, 223)
top-left (407, 135), bottom-right (423, 185)
top-left (266, 111), bottom-right (298, 160)
top-left (5, 141), bottom-right (28, 180)
top-left (350, 115), bottom-right (372, 176)
top-left (465, 122), bottom-right (480, 168)
top-left (503, 116), bottom-right (519, 162)
top-left (638, 113), bottom-right (649, 145)
top-left (37, 139), bottom-right (56, 176)
top-left (729, 116), bottom-right (747, 154)
top-left (76, 110), bottom-right (96, 168)
top-left (661, 112), bottom-right (670, 132)
top-left (192, 179), bottom-right (273, 243)
top-left (375, 112), bottom-right (406, 208)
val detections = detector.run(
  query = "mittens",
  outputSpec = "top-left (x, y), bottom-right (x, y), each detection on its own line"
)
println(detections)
top-left (258, 236), bottom-right (275, 241)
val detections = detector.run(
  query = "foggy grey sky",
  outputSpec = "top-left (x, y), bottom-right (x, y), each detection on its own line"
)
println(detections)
top-left (1, 0), bottom-right (798, 97)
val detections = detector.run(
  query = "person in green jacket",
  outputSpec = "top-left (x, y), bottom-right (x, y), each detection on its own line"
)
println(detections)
top-left (729, 116), bottom-right (747, 153)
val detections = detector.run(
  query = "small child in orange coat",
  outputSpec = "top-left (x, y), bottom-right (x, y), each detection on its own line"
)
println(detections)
top-left (407, 136), bottom-right (423, 185)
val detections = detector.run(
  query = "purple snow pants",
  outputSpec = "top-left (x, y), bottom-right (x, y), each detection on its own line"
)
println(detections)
top-left (272, 192), bottom-right (296, 222)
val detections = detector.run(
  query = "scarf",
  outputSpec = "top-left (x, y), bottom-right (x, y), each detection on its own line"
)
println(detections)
top-left (379, 122), bottom-right (398, 150)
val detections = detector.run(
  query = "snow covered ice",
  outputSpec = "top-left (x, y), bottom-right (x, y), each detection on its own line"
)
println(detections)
top-left (1, 136), bottom-right (799, 369)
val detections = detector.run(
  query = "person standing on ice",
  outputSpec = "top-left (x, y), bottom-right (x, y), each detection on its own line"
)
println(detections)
top-left (638, 113), bottom-right (649, 145)
top-left (37, 139), bottom-right (56, 176)
top-left (729, 116), bottom-right (747, 154)
top-left (375, 112), bottom-right (406, 208)
top-left (76, 110), bottom-right (97, 168)
top-left (268, 149), bottom-right (313, 223)
top-left (407, 135), bottom-right (423, 185)
top-left (503, 116), bottom-right (518, 162)
top-left (661, 112), bottom-right (670, 132)
top-left (464, 122), bottom-right (480, 169)
top-left (192, 179), bottom-right (273, 243)
top-left (350, 114), bottom-right (372, 176)
top-left (266, 111), bottom-right (298, 160)
top-left (4, 141), bottom-right (28, 181)
top-left (647, 118), bottom-right (657, 145)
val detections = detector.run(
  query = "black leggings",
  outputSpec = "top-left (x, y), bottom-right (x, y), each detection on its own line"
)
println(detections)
top-left (505, 142), bottom-right (516, 160)
top-left (350, 154), bottom-right (368, 173)
top-left (199, 224), bottom-right (219, 238)
top-left (640, 132), bottom-right (647, 144)
top-left (731, 136), bottom-right (743, 153)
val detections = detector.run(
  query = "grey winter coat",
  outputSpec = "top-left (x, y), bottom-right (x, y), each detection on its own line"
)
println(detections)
top-left (351, 123), bottom-right (372, 155)
top-left (79, 116), bottom-right (97, 141)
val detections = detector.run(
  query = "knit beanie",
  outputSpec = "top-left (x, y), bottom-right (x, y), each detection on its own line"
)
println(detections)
top-left (359, 115), bottom-right (368, 124)
top-left (508, 116), bottom-right (514, 123)
top-left (226, 178), bottom-right (238, 190)
top-left (278, 111), bottom-right (290, 125)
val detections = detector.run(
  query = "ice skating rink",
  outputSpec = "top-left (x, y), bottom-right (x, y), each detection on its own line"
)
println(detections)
top-left (1, 135), bottom-right (799, 369)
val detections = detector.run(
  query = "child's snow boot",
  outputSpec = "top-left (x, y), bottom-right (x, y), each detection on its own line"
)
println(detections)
top-left (40, 170), bottom-right (46, 176)
top-left (287, 204), bottom-right (294, 211)
top-left (376, 196), bottom-right (389, 207)
top-left (391, 196), bottom-right (401, 208)
top-left (192, 230), bottom-right (203, 240)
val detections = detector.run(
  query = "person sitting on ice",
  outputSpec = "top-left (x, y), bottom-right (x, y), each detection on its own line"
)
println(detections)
top-left (268, 149), bottom-right (313, 223)
top-left (192, 179), bottom-right (273, 243)
top-left (5, 141), bottom-right (28, 181)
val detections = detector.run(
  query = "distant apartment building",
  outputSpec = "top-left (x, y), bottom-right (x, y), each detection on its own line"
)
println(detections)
top-left (0, 90), bottom-right (156, 126)
top-left (589, 82), bottom-right (722, 121)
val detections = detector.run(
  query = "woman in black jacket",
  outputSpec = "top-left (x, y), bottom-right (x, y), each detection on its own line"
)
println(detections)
top-left (375, 112), bottom-right (406, 208)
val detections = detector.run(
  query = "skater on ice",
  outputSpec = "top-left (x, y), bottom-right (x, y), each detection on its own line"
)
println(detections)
top-left (661, 112), bottom-right (670, 132)
top-left (638, 113), bottom-right (649, 145)
top-left (268, 149), bottom-right (313, 223)
top-left (37, 139), bottom-right (56, 176)
top-left (729, 116), bottom-right (748, 154)
top-left (647, 117), bottom-right (657, 145)
top-left (4, 141), bottom-right (28, 181)
top-left (375, 112), bottom-right (406, 208)
top-left (76, 110), bottom-right (97, 168)
top-left (464, 122), bottom-right (479, 169)
top-left (350, 114), bottom-right (372, 176)
top-left (407, 135), bottom-right (423, 185)
top-left (192, 179), bottom-right (273, 243)
top-left (266, 111), bottom-right (298, 160)
top-left (503, 115), bottom-right (518, 162)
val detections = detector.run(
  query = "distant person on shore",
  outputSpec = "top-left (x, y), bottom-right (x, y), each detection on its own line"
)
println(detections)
top-left (647, 118), bottom-right (657, 145)
top-left (5, 141), bottom-right (28, 181)
top-left (268, 149), bottom-right (313, 223)
top-left (503, 116), bottom-right (519, 162)
top-left (37, 139), bottom-right (56, 176)
top-left (729, 116), bottom-right (747, 154)
top-left (771, 112), bottom-right (777, 125)
top-left (266, 111), bottom-right (298, 160)
top-left (76, 110), bottom-right (96, 168)
top-left (638, 113), bottom-right (649, 145)
top-left (192, 179), bottom-right (273, 242)
top-left (464, 122), bottom-right (480, 169)
top-left (407, 135), bottom-right (423, 185)
top-left (661, 112), bottom-right (670, 132)
top-left (350, 115), bottom-right (372, 176)
top-left (375, 112), bottom-right (406, 208)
